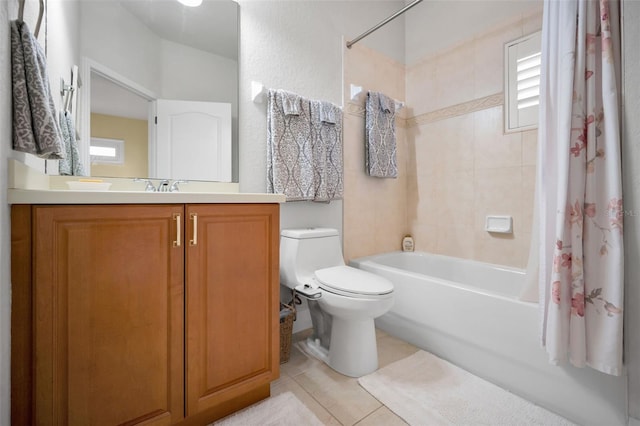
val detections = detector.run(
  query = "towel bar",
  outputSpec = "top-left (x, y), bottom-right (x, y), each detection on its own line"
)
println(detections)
top-left (349, 84), bottom-right (404, 110)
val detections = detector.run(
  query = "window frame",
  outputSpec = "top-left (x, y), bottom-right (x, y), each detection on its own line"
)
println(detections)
top-left (90, 137), bottom-right (125, 165)
top-left (504, 31), bottom-right (542, 133)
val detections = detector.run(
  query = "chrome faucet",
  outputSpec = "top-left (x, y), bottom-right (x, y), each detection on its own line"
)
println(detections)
top-left (134, 178), bottom-right (157, 192)
top-left (134, 178), bottom-right (188, 192)
top-left (169, 180), bottom-right (188, 192)
top-left (158, 179), bottom-right (171, 192)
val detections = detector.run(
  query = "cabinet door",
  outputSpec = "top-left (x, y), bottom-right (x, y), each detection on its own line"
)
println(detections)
top-left (33, 205), bottom-right (184, 425)
top-left (185, 204), bottom-right (279, 416)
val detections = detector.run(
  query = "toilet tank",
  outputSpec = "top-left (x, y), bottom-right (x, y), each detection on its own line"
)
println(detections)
top-left (280, 228), bottom-right (346, 289)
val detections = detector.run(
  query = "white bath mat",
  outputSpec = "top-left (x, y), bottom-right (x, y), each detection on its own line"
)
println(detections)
top-left (213, 391), bottom-right (324, 426)
top-left (358, 350), bottom-right (575, 426)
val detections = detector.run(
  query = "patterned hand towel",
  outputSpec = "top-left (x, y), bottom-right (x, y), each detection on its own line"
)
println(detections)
top-left (310, 100), bottom-right (343, 202)
top-left (281, 90), bottom-right (302, 115)
top-left (11, 21), bottom-right (64, 159)
top-left (267, 89), bottom-right (314, 201)
top-left (58, 111), bottom-right (85, 176)
top-left (365, 91), bottom-right (397, 178)
top-left (319, 101), bottom-right (337, 124)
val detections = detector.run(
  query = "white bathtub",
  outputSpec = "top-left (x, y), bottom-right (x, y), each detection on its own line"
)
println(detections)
top-left (350, 251), bottom-right (627, 426)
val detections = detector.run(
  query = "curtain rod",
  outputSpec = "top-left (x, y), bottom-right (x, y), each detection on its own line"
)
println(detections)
top-left (346, 0), bottom-right (424, 49)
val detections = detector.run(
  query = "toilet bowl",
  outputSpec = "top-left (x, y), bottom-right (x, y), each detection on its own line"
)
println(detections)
top-left (280, 228), bottom-right (394, 377)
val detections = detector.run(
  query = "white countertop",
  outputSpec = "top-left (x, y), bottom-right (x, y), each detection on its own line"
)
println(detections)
top-left (8, 189), bottom-right (286, 205)
top-left (7, 159), bottom-right (286, 204)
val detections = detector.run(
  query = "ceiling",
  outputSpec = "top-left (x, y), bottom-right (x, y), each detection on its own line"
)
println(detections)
top-left (120, 0), bottom-right (238, 60)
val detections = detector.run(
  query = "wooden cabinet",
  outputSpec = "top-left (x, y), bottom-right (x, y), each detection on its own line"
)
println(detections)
top-left (185, 204), bottom-right (280, 417)
top-left (11, 203), bottom-right (280, 425)
top-left (31, 205), bottom-right (184, 426)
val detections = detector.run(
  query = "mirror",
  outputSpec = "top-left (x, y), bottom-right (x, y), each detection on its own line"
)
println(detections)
top-left (78, 0), bottom-right (239, 182)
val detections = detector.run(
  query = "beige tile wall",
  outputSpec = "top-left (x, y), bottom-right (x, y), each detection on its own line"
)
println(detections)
top-left (343, 7), bottom-right (542, 268)
top-left (406, 8), bottom-right (542, 268)
top-left (342, 44), bottom-right (408, 262)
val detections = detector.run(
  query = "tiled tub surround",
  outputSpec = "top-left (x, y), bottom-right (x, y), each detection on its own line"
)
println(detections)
top-left (406, 104), bottom-right (537, 268)
top-left (343, 7), bottom-right (542, 268)
top-left (343, 44), bottom-right (408, 263)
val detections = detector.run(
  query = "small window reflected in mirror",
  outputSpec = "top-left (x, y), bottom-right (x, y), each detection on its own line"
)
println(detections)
top-left (90, 137), bottom-right (125, 165)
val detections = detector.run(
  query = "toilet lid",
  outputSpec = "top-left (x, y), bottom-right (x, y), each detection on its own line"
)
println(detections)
top-left (314, 266), bottom-right (393, 296)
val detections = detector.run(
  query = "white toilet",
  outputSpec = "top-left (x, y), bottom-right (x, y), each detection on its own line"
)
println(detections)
top-left (280, 228), bottom-right (394, 377)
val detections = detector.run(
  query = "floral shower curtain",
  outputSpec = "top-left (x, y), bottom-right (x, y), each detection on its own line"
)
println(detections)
top-left (537, 0), bottom-right (623, 375)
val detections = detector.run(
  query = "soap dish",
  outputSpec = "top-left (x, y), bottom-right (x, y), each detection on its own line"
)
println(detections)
top-left (485, 215), bottom-right (513, 234)
top-left (66, 181), bottom-right (112, 191)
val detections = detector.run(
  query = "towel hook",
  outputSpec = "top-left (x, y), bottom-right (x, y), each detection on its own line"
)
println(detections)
top-left (60, 78), bottom-right (73, 96)
top-left (60, 78), bottom-right (75, 111)
top-left (17, 0), bottom-right (45, 38)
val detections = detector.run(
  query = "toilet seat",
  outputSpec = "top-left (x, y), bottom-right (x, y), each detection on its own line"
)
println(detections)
top-left (314, 266), bottom-right (393, 298)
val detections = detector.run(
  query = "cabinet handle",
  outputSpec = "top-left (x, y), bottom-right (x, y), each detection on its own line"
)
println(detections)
top-left (190, 213), bottom-right (198, 246)
top-left (173, 213), bottom-right (181, 247)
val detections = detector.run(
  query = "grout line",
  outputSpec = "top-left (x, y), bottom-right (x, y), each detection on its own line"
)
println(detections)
top-left (357, 408), bottom-right (410, 426)
top-left (284, 348), bottom-right (346, 425)
top-left (288, 350), bottom-right (381, 425)
top-left (277, 372), bottom-right (343, 426)
top-left (353, 388), bottom-right (386, 425)
top-left (290, 375), bottom-right (344, 426)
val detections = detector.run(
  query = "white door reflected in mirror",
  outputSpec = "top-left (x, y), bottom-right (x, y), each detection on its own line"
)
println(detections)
top-left (155, 100), bottom-right (232, 183)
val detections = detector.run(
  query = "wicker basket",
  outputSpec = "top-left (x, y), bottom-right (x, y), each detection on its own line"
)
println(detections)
top-left (279, 303), bottom-right (296, 364)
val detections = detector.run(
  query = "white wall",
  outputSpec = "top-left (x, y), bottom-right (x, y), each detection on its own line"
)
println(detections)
top-left (1, 2), bottom-right (12, 422)
top-left (405, 0), bottom-right (542, 65)
top-left (46, 0), bottom-right (80, 106)
top-left (622, 0), bottom-right (640, 420)
top-left (161, 40), bottom-right (238, 103)
top-left (81, 1), bottom-right (163, 94)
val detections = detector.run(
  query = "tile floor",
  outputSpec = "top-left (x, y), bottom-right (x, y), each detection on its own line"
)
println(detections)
top-left (271, 328), bottom-right (419, 426)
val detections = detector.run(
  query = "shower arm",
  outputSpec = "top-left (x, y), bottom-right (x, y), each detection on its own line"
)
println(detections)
top-left (346, 0), bottom-right (424, 49)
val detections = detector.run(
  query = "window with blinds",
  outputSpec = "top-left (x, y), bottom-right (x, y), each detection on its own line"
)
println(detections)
top-left (504, 31), bottom-right (542, 132)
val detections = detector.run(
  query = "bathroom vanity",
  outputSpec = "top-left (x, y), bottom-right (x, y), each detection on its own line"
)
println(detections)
top-left (10, 188), bottom-right (284, 425)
